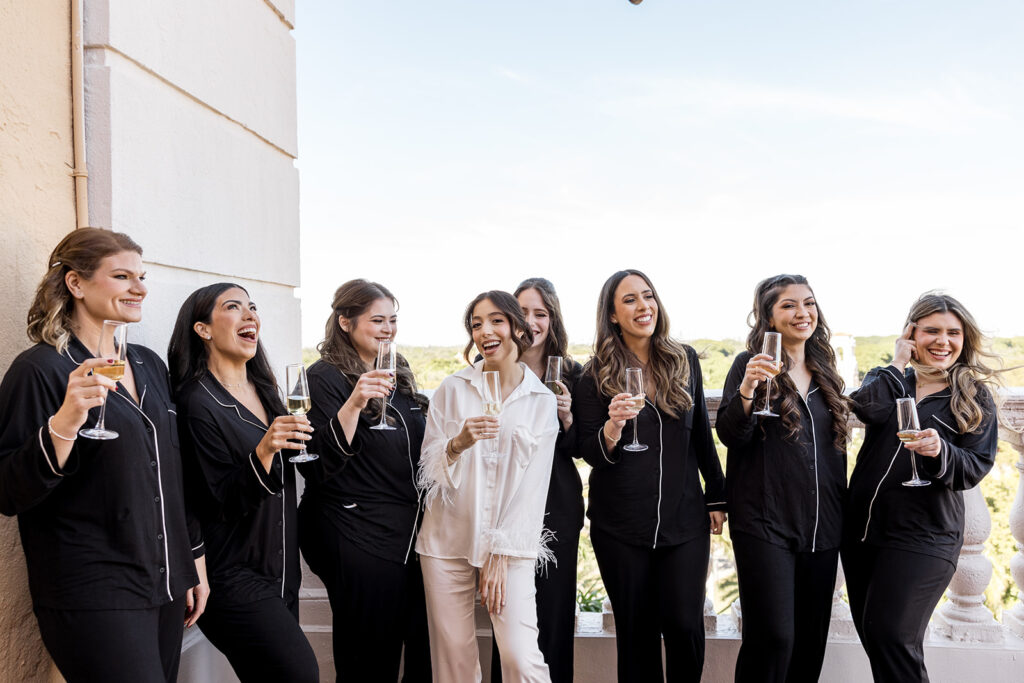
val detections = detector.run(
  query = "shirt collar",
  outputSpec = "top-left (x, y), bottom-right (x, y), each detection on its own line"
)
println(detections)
top-left (454, 360), bottom-right (550, 401)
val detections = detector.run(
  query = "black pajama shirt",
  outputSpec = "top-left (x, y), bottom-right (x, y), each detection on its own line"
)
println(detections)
top-left (175, 377), bottom-right (318, 683)
top-left (297, 360), bottom-right (431, 683)
top-left (717, 351), bottom-right (846, 683)
top-left (575, 347), bottom-right (726, 683)
top-left (843, 365), bottom-right (997, 683)
top-left (0, 339), bottom-right (200, 683)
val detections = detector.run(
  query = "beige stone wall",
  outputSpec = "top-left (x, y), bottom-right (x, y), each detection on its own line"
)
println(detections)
top-left (0, 0), bottom-right (76, 680)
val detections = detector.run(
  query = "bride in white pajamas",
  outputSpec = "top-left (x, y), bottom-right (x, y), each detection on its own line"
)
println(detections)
top-left (416, 290), bottom-right (558, 683)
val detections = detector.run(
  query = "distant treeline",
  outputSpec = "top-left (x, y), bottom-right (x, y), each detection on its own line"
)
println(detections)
top-left (305, 337), bottom-right (1024, 391)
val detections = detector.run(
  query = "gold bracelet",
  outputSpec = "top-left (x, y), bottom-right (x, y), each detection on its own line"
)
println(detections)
top-left (446, 439), bottom-right (461, 463)
top-left (603, 423), bottom-right (620, 444)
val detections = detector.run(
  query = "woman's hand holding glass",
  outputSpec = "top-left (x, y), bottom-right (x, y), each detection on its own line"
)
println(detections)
top-left (741, 353), bottom-right (777, 394)
top-left (339, 370), bottom-right (395, 416)
top-left (552, 380), bottom-right (572, 431)
top-left (450, 416), bottom-right (501, 457)
top-left (255, 415), bottom-right (313, 468)
top-left (902, 427), bottom-right (941, 458)
top-left (603, 392), bottom-right (641, 448)
top-left (47, 359), bottom-right (119, 464)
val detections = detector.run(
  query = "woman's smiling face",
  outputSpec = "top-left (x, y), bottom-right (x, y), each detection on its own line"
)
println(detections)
top-left (913, 311), bottom-right (963, 370)
top-left (610, 274), bottom-right (657, 344)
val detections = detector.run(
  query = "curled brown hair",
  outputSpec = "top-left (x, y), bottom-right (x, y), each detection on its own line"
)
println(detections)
top-left (905, 292), bottom-right (1002, 434)
top-left (514, 277), bottom-right (573, 371)
top-left (318, 279), bottom-right (427, 419)
top-left (27, 228), bottom-right (143, 353)
top-left (462, 291), bottom-right (534, 364)
top-left (587, 269), bottom-right (692, 418)
top-left (746, 274), bottom-right (850, 452)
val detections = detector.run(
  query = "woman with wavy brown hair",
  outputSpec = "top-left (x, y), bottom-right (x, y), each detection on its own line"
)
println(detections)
top-left (843, 292), bottom-right (1000, 683)
top-left (716, 274), bottom-right (849, 683)
top-left (574, 269), bottom-right (725, 683)
top-left (297, 279), bottom-right (432, 682)
top-left (0, 228), bottom-right (207, 682)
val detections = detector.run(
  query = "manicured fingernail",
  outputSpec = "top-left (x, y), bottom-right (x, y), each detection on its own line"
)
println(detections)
top-left (107, 359), bottom-right (114, 363)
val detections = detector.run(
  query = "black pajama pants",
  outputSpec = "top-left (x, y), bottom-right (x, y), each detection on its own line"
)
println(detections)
top-left (35, 596), bottom-right (186, 683)
top-left (842, 542), bottom-right (955, 683)
top-left (197, 593), bottom-right (319, 683)
top-left (302, 517), bottom-right (432, 683)
top-left (491, 530), bottom-right (581, 683)
top-left (591, 528), bottom-right (709, 683)
top-left (732, 531), bottom-right (839, 683)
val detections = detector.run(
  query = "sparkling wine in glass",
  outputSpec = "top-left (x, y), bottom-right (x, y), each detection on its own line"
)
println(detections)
top-left (370, 340), bottom-right (397, 431)
top-left (622, 367), bottom-right (648, 453)
top-left (544, 356), bottom-right (563, 395)
top-left (482, 370), bottom-right (502, 455)
top-left (896, 397), bottom-right (929, 487)
top-left (753, 332), bottom-right (782, 418)
top-left (79, 320), bottom-right (128, 440)
top-left (285, 363), bottom-right (318, 463)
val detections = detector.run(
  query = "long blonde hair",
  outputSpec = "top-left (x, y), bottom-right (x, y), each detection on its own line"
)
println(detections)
top-left (587, 269), bottom-right (693, 418)
top-left (906, 292), bottom-right (1002, 434)
top-left (27, 228), bottom-right (143, 353)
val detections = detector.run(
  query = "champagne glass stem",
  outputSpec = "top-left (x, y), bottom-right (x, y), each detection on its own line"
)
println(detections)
top-left (94, 395), bottom-right (109, 431)
top-left (761, 377), bottom-right (773, 414)
top-left (631, 416), bottom-right (640, 448)
top-left (378, 396), bottom-right (388, 429)
top-left (909, 451), bottom-right (921, 482)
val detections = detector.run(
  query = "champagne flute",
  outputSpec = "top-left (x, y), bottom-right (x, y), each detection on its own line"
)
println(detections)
top-left (752, 332), bottom-right (782, 418)
top-left (79, 320), bottom-right (128, 440)
top-left (896, 397), bottom-right (930, 487)
top-left (482, 370), bottom-right (502, 455)
top-left (622, 367), bottom-right (648, 453)
top-left (370, 340), bottom-right (397, 431)
top-left (544, 356), bottom-right (563, 395)
top-left (285, 363), bottom-right (318, 463)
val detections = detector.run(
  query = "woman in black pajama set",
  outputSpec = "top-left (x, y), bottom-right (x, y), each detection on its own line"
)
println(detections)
top-left (491, 277), bottom-right (584, 683)
top-left (716, 274), bottom-right (849, 683)
top-left (574, 269), bottom-right (726, 683)
top-left (843, 293), bottom-right (999, 683)
top-left (169, 282), bottom-right (319, 682)
top-left (0, 228), bottom-right (207, 683)
top-left (298, 278), bottom-right (432, 682)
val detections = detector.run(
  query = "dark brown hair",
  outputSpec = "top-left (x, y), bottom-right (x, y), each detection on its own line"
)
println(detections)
top-left (318, 279), bottom-right (427, 418)
top-left (27, 228), bottom-right (143, 352)
top-left (746, 274), bottom-right (850, 451)
top-left (514, 277), bottom-right (573, 371)
top-left (587, 269), bottom-right (693, 417)
top-left (462, 291), bottom-right (534, 364)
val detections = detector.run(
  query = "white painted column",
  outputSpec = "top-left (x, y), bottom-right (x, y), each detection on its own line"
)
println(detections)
top-left (1003, 431), bottom-right (1024, 638)
top-left (933, 484), bottom-right (1003, 642)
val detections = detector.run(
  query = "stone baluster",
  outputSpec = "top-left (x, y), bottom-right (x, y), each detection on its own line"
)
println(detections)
top-left (828, 559), bottom-right (857, 640)
top-left (1004, 430), bottom-right (1024, 638)
top-left (933, 483), bottom-right (1003, 642)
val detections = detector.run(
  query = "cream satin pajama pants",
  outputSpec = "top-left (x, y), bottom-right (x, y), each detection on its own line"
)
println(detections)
top-left (420, 555), bottom-right (551, 683)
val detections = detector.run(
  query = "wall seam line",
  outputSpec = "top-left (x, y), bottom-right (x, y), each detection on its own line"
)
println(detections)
top-left (261, 0), bottom-right (295, 30)
top-left (84, 44), bottom-right (297, 159)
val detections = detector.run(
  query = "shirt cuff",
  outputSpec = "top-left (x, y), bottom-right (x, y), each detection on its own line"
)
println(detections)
top-left (329, 417), bottom-right (362, 457)
top-left (248, 451), bottom-right (284, 495)
top-left (38, 426), bottom-right (77, 478)
top-left (191, 541), bottom-right (206, 559)
top-left (597, 430), bottom-right (621, 465)
top-left (919, 439), bottom-right (948, 480)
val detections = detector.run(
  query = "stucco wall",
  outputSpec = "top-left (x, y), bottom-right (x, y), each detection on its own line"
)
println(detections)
top-left (1, 0), bottom-right (299, 679)
top-left (0, 0), bottom-right (76, 680)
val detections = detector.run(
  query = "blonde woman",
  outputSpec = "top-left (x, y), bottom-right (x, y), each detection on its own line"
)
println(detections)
top-left (843, 292), bottom-right (1000, 683)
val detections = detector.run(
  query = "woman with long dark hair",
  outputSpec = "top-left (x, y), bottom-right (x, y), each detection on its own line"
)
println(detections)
top-left (0, 228), bottom-right (207, 682)
top-left (417, 290), bottom-right (558, 682)
top-left (491, 278), bottom-right (583, 683)
top-left (574, 269), bottom-right (726, 683)
top-left (297, 279), bottom-right (431, 682)
top-left (716, 274), bottom-right (849, 682)
top-left (843, 292), bottom-right (1000, 682)
top-left (168, 282), bottom-right (318, 682)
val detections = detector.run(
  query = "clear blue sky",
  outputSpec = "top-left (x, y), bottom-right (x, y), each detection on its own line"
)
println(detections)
top-left (295, 1), bottom-right (1024, 347)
